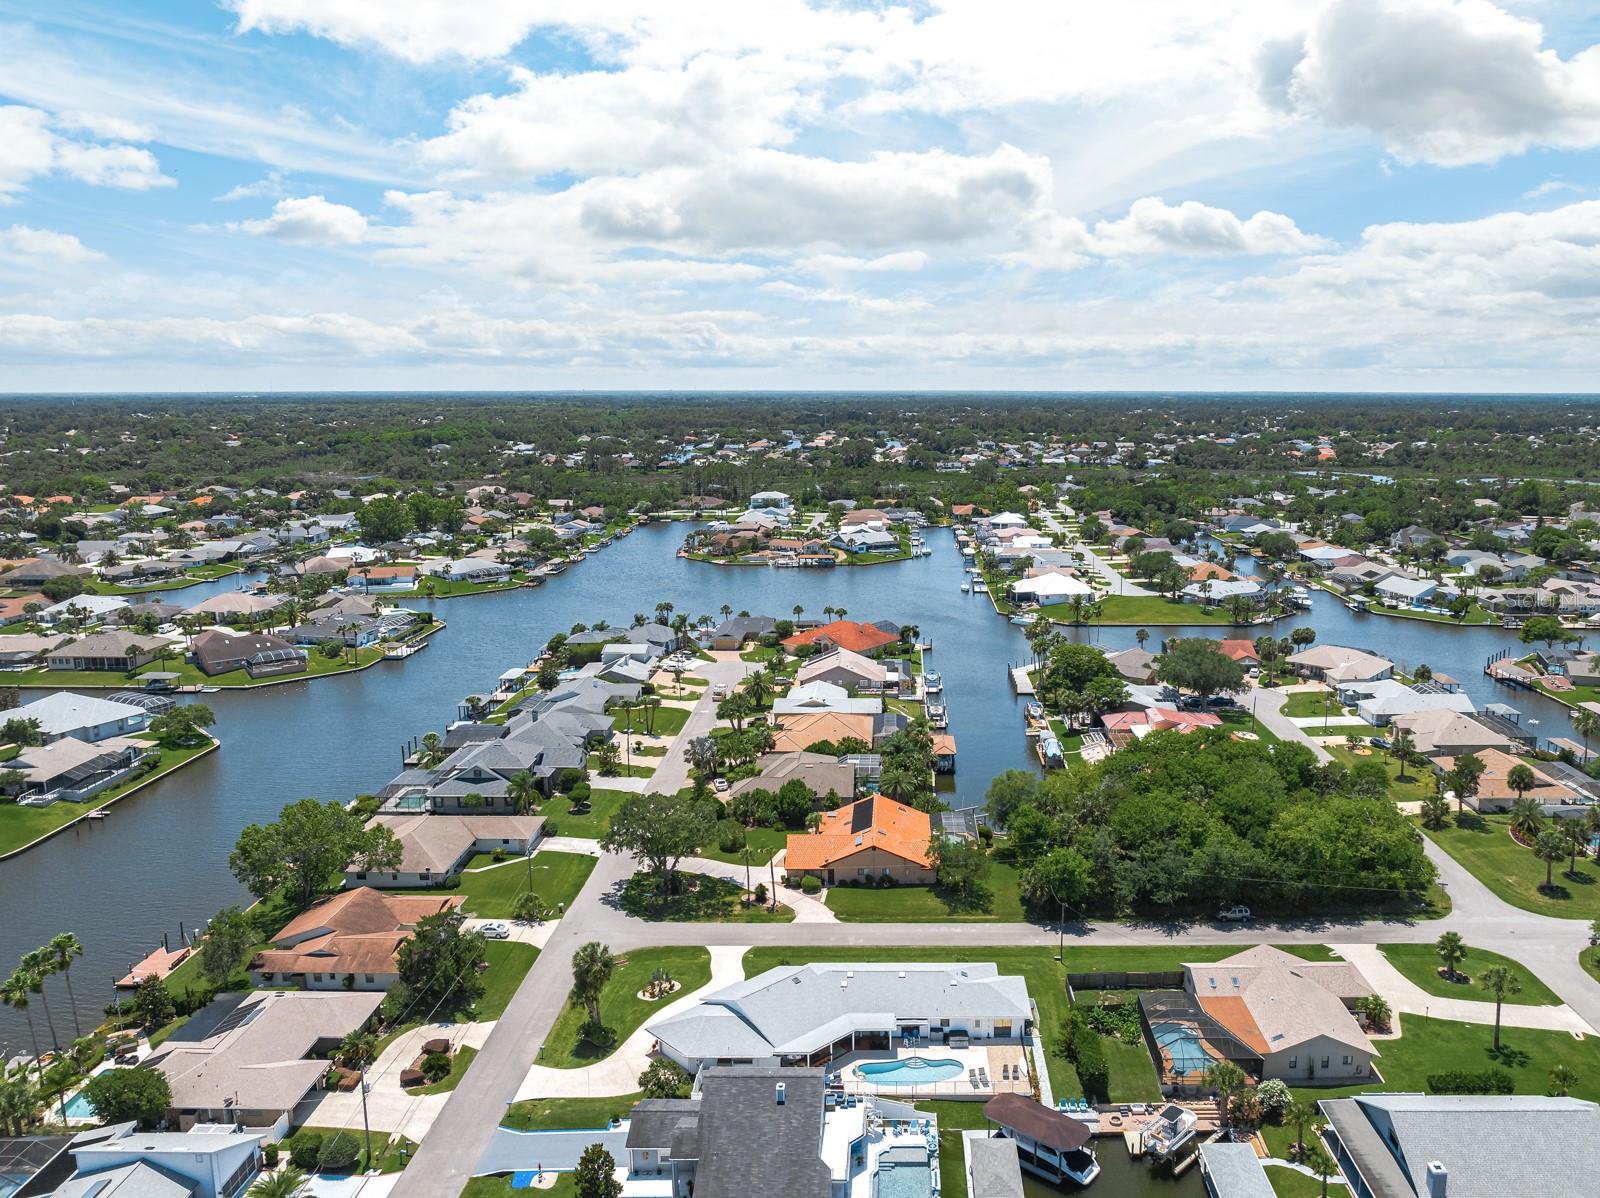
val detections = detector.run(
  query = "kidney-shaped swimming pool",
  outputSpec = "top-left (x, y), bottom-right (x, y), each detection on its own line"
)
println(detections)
top-left (855, 1056), bottom-right (966, 1086)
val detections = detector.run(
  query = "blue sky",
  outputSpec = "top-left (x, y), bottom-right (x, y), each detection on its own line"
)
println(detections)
top-left (4, 0), bottom-right (1600, 391)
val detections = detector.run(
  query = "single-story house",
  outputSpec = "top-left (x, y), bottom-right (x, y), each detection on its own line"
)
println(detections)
top-left (785, 794), bottom-right (933, 885)
top-left (347, 564), bottom-right (417, 591)
top-left (649, 962), bottom-right (1031, 1073)
top-left (783, 620), bottom-right (899, 655)
top-left (1374, 575), bottom-right (1439, 606)
top-left (251, 887), bottom-right (463, 991)
top-left (0, 632), bottom-right (70, 670)
top-left (36, 594), bottom-right (129, 626)
top-left (184, 592), bottom-right (286, 623)
top-left (1286, 645), bottom-right (1394, 684)
top-left (771, 710), bottom-right (879, 753)
top-left (190, 629), bottom-right (308, 678)
top-left (2, 735), bottom-right (151, 803)
top-left (57, 1124), bottom-right (264, 1198)
top-left (1180, 578), bottom-right (1262, 605)
top-left (705, 615), bottom-right (778, 649)
top-left (1104, 647), bottom-right (1158, 683)
top-left (771, 680), bottom-right (882, 716)
top-left (12, 691), bottom-right (150, 743)
top-left (1339, 680), bottom-right (1475, 726)
top-left (46, 631), bottom-right (166, 672)
top-left (1010, 571), bottom-right (1094, 603)
top-left (727, 751), bottom-right (857, 803)
top-left (794, 647), bottom-right (907, 693)
top-left (1387, 709), bottom-right (1518, 758)
top-left (0, 556), bottom-right (85, 588)
top-left (145, 989), bottom-right (384, 1138)
top-left (1434, 748), bottom-right (1583, 813)
top-left (347, 812), bottom-right (545, 888)
top-left (426, 558), bottom-right (514, 583)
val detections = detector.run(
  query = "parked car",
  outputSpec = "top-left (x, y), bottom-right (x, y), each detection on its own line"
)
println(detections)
top-left (1369, 736), bottom-right (1391, 750)
top-left (1205, 695), bottom-right (1239, 708)
top-left (1247, 666), bottom-right (1261, 678)
top-left (480, 921), bottom-right (511, 939)
top-left (712, 685), bottom-right (728, 699)
top-left (713, 777), bottom-right (730, 793)
top-left (1217, 905), bottom-right (1252, 923)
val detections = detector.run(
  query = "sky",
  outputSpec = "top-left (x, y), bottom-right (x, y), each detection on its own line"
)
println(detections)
top-left (5, 0), bottom-right (1600, 392)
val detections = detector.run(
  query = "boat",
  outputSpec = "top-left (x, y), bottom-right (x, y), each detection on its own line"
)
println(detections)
top-left (544, 562), bottom-right (568, 576)
top-left (960, 582), bottom-right (970, 593)
top-left (1024, 701), bottom-right (1044, 721)
top-left (85, 810), bottom-right (109, 821)
top-left (923, 672), bottom-right (943, 692)
top-left (1010, 612), bottom-right (1038, 626)
top-left (926, 703), bottom-right (949, 728)
top-left (973, 581), bottom-right (988, 593)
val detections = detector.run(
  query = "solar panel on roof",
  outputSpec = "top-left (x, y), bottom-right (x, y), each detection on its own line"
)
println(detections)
top-left (208, 1000), bottom-right (264, 1037)
top-left (850, 798), bottom-right (874, 833)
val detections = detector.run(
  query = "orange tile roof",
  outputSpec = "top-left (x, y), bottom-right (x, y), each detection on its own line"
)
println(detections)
top-left (1196, 995), bottom-right (1269, 1054)
top-left (258, 888), bottom-right (462, 978)
top-left (1187, 562), bottom-right (1234, 582)
top-left (1217, 639), bottom-right (1260, 661)
top-left (785, 795), bottom-right (933, 871)
top-left (771, 711), bottom-right (875, 753)
top-left (782, 620), bottom-right (897, 653)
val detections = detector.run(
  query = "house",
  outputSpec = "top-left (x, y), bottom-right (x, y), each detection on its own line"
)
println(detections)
top-left (1434, 748), bottom-right (1583, 813)
top-left (0, 556), bottom-right (85, 588)
top-left (1319, 1093), bottom-right (1600, 1198)
top-left (749, 490), bottom-right (792, 510)
top-left (347, 564), bottom-right (417, 591)
top-left (190, 630), bottom-right (308, 678)
top-left (56, 1124), bottom-right (264, 1198)
top-left (0, 591), bottom-right (47, 624)
top-left (251, 888), bottom-right (463, 991)
top-left (1374, 575), bottom-right (1439, 607)
top-left (1180, 578), bottom-right (1262, 605)
top-left (783, 619), bottom-right (899, 655)
top-left (726, 751), bottom-right (857, 802)
top-left (1390, 524), bottom-right (1438, 550)
top-left (46, 631), bottom-right (166, 672)
top-left (794, 647), bottom-right (904, 693)
top-left (0, 632), bottom-right (70, 670)
top-left (1196, 1143), bottom-right (1275, 1198)
top-left (771, 710), bottom-right (879, 753)
top-left (1101, 707), bottom-right (1221, 746)
top-left (785, 794), bottom-right (933, 885)
top-left (1388, 709), bottom-right (1518, 758)
top-left (649, 962), bottom-right (1030, 1073)
top-left (1172, 946), bottom-right (1377, 1085)
top-left (771, 680), bottom-right (882, 716)
top-left (144, 989), bottom-right (384, 1137)
top-left (36, 594), bottom-right (129, 626)
top-left (184, 592), bottom-right (285, 623)
top-left (348, 812), bottom-right (544, 887)
top-left (1010, 571), bottom-right (1094, 603)
top-left (11, 691), bottom-right (150, 743)
top-left (705, 615), bottom-right (777, 649)
top-left (832, 527), bottom-right (898, 554)
top-left (1216, 639), bottom-right (1261, 666)
top-left (426, 558), bottom-right (514, 583)
top-left (1340, 680), bottom-right (1475, 726)
top-left (2, 736), bottom-right (153, 804)
top-left (1104, 647), bottom-right (1158, 683)
top-left (1286, 645), bottom-right (1394, 684)
top-left (967, 1135), bottom-right (1027, 1198)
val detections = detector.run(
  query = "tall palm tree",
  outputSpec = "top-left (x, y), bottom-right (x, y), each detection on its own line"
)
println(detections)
top-left (506, 771), bottom-right (539, 816)
top-left (47, 933), bottom-right (84, 1039)
top-left (1479, 964), bottom-right (1522, 1050)
top-left (570, 942), bottom-right (615, 1029)
top-left (1286, 1097), bottom-right (1318, 1159)
top-left (18, 951), bottom-right (60, 1052)
top-left (1435, 931), bottom-right (1467, 982)
top-left (1573, 708), bottom-right (1600, 764)
top-left (1204, 1060), bottom-right (1246, 1132)
top-left (1, 971), bottom-right (43, 1075)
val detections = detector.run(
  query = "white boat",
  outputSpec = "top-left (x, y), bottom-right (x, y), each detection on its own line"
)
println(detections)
top-left (960, 582), bottom-right (970, 593)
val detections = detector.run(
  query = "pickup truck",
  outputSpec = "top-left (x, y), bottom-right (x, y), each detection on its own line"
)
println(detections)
top-left (1217, 905), bottom-right (1253, 923)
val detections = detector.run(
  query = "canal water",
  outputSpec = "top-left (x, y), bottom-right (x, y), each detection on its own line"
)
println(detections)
top-left (1022, 1148), bottom-right (1204, 1196)
top-left (0, 522), bottom-right (1581, 1051)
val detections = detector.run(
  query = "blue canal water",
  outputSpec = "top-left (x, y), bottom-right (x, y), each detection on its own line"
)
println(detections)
top-left (0, 522), bottom-right (1581, 1051)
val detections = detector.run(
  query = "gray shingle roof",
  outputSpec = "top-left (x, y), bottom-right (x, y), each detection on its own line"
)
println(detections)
top-left (693, 1067), bottom-right (831, 1198)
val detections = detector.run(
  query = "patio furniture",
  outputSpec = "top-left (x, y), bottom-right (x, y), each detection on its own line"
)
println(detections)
top-left (968, 1069), bottom-right (979, 1088)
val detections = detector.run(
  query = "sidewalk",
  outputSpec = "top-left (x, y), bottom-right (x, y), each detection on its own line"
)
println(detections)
top-left (513, 944), bottom-right (749, 1100)
top-left (1332, 943), bottom-right (1594, 1034)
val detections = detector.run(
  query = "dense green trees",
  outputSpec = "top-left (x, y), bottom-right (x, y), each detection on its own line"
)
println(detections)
top-left (83, 1067), bottom-right (171, 1127)
top-left (987, 728), bottom-right (1435, 916)
top-left (230, 799), bottom-right (403, 904)
top-left (396, 910), bottom-right (486, 1015)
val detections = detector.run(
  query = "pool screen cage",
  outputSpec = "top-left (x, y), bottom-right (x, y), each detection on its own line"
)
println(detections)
top-left (1137, 991), bottom-right (1264, 1096)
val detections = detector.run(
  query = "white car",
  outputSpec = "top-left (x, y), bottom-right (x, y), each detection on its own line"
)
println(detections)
top-left (713, 777), bottom-right (730, 793)
top-left (1217, 906), bottom-right (1252, 923)
top-left (479, 921), bottom-right (511, 939)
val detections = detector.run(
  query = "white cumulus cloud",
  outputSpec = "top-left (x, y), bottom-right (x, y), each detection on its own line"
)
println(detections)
top-left (233, 195), bottom-right (370, 243)
top-left (1089, 196), bottom-right (1330, 256)
top-left (0, 105), bottom-right (172, 197)
top-left (0, 225), bottom-right (104, 263)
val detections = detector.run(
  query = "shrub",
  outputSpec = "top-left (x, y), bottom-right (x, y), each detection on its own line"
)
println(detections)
top-left (262, 1143), bottom-right (280, 1168)
top-left (421, 1051), bottom-right (452, 1082)
top-left (318, 1131), bottom-right (361, 1171)
top-left (288, 1132), bottom-right (323, 1170)
top-left (1062, 1010), bottom-right (1109, 1101)
top-left (800, 876), bottom-right (822, 895)
top-left (1256, 1078), bottom-right (1291, 1118)
top-left (1427, 1069), bottom-right (1514, 1095)
top-left (716, 819), bottom-right (745, 853)
top-left (1081, 999), bottom-right (1142, 1045)
top-left (753, 883), bottom-right (768, 905)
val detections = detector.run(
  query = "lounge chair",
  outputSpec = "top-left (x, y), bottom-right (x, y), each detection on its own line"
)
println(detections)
top-left (968, 1069), bottom-right (979, 1088)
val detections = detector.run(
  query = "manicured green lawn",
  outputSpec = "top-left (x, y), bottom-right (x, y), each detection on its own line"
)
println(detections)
top-left (823, 859), bottom-right (1027, 922)
top-left (405, 1045), bottom-right (478, 1094)
top-left (462, 1177), bottom-right (574, 1198)
top-left (395, 851), bottom-right (596, 918)
top-left (1379, 943), bottom-right (1561, 1005)
top-left (619, 871), bottom-right (794, 922)
top-left (1371, 599), bottom-right (1494, 626)
top-left (697, 825), bottom-right (786, 865)
top-left (1219, 708), bottom-right (1281, 744)
top-left (1422, 813), bottom-right (1600, 919)
top-left (474, 942), bottom-right (539, 1021)
top-left (542, 789), bottom-right (630, 839)
top-left (1266, 1165), bottom-right (1341, 1196)
top-left (587, 755), bottom-right (655, 778)
top-left (500, 1092), bottom-right (640, 1132)
top-left (0, 737), bottom-right (217, 857)
top-left (537, 947), bottom-right (712, 1068)
top-left (417, 574), bottom-right (525, 597)
top-left (612, 705), bottom-right (689, 737)
top-left (1283, 690), bottom-right (1345, 719)
top-left (1365, 1013), bottom-right (1600, 1102)
top-left (32, 644), bottom-right (389, 689)
top-left (1327, 746), bottom-right (1433, 802)
top-left (1054, 594), bottom-right (1235, 625)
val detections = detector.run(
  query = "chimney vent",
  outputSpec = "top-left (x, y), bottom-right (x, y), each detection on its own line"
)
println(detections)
top-left (1426, 1161), bottom-right (1447, 1198)
top-left (776, 1083), bottom-right (786, 1105)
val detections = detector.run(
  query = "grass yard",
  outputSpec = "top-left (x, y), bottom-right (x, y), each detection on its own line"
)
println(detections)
top-left (404, 1045), bottom-right (478, 1095)
top-left (1356, 1013), bottom-right (1600, 1102)
top-left (462, 1179), bottom-right (574, 1198)
top-left (0, 737), bottom-right (217, 858)
top-left (823, 859), bottom-right (1028, 922)
top-left (1422, 813), bottom-right (1600, 919)
top-left (500, 1092), bottom-right (640, 1132)
top-left (395, 850), bottom-right (596, 918)
top-left (619, 871), bottom-right (795, 922)
top-left (1326, 746), bottom-right (1434, 803)
top-left (1218, 708), bottom-right (1281, 744)
top-left (1075, 595), bottom-right (1235, 625)
top-left (696, 825), bottom-right (787, 865)
top-left (474, 941), bottom-right (539, 1021)
top-left (1283, 690), bottom-right (1345, 719)
top-left (1265, 1165), bottom-right (1341, 1197)
top-left (587, 755), bottom-right (655, 778)
top-left (31, 645), bottom-right (388, 690)
top-left (1371, 599), bottom-right (1495, 626)
top-left (541, 788), bottom-right (630, 839)
top-left (1378, 943), bottom-right (1560, 1005)
top-left (612, 705), bottom-right (690, 737)
top-left (537, 947), bottom-right (712, 1068)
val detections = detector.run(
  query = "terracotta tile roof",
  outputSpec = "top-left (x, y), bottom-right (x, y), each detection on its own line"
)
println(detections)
top-left (256, 888), bottom-right (462, 977)
top-left (1217, 639), bottom-right (1261, 662)
top-left (784, 795), bottom-right (932, 870)
top-left (782, 620), bottom-right (898, 653)
top-left (771, 711), bottom-right (876, 753)
top-left (1197, 995), bottom-right (1269, 1054)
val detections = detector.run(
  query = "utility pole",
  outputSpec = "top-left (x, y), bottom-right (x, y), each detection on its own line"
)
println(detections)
top-left (360, 1068), bottom-right (373, 1170)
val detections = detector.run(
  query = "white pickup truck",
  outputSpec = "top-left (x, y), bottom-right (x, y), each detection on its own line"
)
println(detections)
top-left (1217, 905), bottom-right (1253, 923)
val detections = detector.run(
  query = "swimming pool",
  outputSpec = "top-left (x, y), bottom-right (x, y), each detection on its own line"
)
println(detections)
top-left (1150, 1022), bottom-right (1216, 1074)
top-left (62, 1090), bottom-right (97, 1119)
top-left (874, 1146), bottom-right (933, 1198)
top-left (855, 1056), bottom-right (965, 1086)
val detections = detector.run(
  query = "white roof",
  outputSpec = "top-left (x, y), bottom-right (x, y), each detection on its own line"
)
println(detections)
top-left (1375, 575), bottom-right (1437, 599)
top-left (1012, 571), bottom-right (1093, 600)
top-left (16, 691), bottom-right (149, 737)
top-left (40, 594), bottom-right (129, 617)
top-left (1181, 579), bottom-right (1261, 599)
top-left (1353, 681), bottom-right (1476, 718)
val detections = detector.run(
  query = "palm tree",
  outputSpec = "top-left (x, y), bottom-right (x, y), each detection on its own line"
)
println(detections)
top-left (1389, 725), bottom-right (1415, 782)
top-left (418, 731), bottom-right (444, 766)
top-left (0, 1072), bottom-right (40, 1137)
top-left (1135, 627), bottom-right (1149, 650)
top-left (1573, 708), bottom-right (1600, 763)
top-left (1, 972), bottom-right (44, 1077)
top-left (247, 1166), bottom-right (309, 1198)
top-left (571, 942), bottom-right (615, 1030)
top-left (1286, 1096), bottom-right (1318, 1158)
top-left (47, 933), bottom-right (84, 1039)
top-left (1204, 1060), bottom-right (1246, 1131)
top-left (1479, 964), bottom-right (1522, 1050)
top-left (1435, 931), bottom-right (1467, 982)
top-left (1550, 1064), bottom-right (1577, 1096)
top-left (1305, 1143), bottom-right (1338, 1198)
top-left (19, 951), bottom-right (60, 1052)
top-left (1508, 796), bottom-right (1544, 842)
top-left (1507, 764), bottom-right (1538, 804)
top-left (506, 771), bottom-right (539, 816)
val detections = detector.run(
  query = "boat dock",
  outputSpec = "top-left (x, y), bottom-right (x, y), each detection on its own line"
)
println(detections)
top-left (116, 945), bottom-right (191, 989)
top-left (1010, 666), bottom-right (1036, 695)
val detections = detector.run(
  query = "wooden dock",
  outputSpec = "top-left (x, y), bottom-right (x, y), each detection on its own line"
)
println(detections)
top-left (116, 945), bottom-right (191, 989)
top-left (1010, 666), bottom-right (1036, 695)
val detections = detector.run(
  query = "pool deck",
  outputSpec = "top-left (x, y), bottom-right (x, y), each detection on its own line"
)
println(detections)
top-left (838, 1044), bottom-right (1033, 1100)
